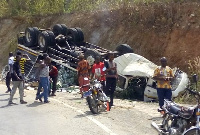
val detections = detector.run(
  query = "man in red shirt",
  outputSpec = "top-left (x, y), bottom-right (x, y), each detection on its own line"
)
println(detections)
top-left (49, 64), bottom-right (58, 96)
top-left (91, 56), bottom-right (106, 92)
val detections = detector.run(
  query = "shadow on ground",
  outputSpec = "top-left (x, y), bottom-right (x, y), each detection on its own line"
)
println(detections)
top-left (0, 93), bottom-right (10, 97)
top-left (26, 101), bottom-right (43, 107)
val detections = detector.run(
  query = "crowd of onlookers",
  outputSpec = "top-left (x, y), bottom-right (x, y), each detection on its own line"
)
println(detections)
top-left (6, 52), bottom-right (58, 104)
top-left (5, 51), bottom-right (118, 106)
top-left (77, 52), bottom-right (118, 106)
top-left (5, 50), bottom-right (174, 110)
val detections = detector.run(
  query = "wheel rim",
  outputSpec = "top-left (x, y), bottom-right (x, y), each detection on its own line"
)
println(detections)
top-left (39, 36), bottom-right (45, 48)
top-left (25, 31), bottom-right (31, 42)
top-left (87, 55), bottom-right (95, 66)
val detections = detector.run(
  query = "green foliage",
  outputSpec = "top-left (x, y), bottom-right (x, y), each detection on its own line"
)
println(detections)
top-left (0, 0), bottom-right (65, 18)
top-left (0, 0), bottom-right (9, 17)
top-left (0, 0), bottom-right (197, 18)
top-left (175, 57), bottom-right (200, 104)
top-left (187, 56), bottom-right (200, 92)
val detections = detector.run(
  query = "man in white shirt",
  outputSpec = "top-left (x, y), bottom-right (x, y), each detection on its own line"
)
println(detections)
top-left (5, 52), bottom-right (14, 93)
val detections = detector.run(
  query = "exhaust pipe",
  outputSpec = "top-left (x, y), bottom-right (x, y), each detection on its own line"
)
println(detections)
top-left (151, 122), bottom-right (167, 135)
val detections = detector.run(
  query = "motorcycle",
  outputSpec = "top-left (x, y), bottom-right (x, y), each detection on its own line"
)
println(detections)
top-left (152, 76), bottom-right (200, 135)
top-left (83, 79), bottom-right (110, 114)
top-left (182, 87), bottom-right (200, 135)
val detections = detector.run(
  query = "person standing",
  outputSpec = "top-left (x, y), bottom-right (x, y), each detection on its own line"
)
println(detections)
top-left (49, 63), bottom-right (58, 96)
top-left (153, 57), bottom-right (174, 109)
top-left (36, 57), bottom-right (51, 103)
top-left (5, 52), bottom-right (14, 93)
top-left (35, 53), bottom-right (49, 99)
top-left (104, 52), bottom-right (118, 106)
top-left (77, 54), bottom-right (90, 98)
top-left (15, 51), bottom-right (31, 80)
top-left (8, 55), bottom-right (27, 104)
top-left (91, 56), bottom-right (106, 91)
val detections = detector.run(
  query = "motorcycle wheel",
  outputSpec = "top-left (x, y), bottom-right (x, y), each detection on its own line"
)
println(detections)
top-left (183, 128), bottom-right (200, 135)
top-left (86, 95), bottom-right (99, 114)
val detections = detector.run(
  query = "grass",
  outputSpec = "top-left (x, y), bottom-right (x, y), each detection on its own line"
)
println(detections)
top-left (0, 0), bottom-right (199, 18)
top-left (174, 57), bottom-right (200, 104)
top-left (0, 0), bottom-right (65, 18)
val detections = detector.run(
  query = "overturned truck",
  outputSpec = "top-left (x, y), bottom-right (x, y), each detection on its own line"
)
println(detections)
top-left (16, 24), bottom-right (188, 101)
top-left (16, 24), bottom-right (133, 88)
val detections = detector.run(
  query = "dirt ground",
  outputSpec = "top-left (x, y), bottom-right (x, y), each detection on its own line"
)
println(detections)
top-left (1, 2), bottom-right (200, 72)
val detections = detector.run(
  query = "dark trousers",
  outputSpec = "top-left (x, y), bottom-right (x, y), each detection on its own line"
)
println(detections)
top-left (50, 76), bottom-right (58, 94)
top-left (6, 72), bottom-right (12, 92)
top-left (106, 78), bottom-right (117, 106)
top-left (157, 88), bottom-right (172, 108)
top-left (101, 81), bottom-right (106, 93)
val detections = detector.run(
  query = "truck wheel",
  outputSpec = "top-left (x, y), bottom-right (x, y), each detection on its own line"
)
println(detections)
top-left (115, 44), bottom-right (133, 55)
top-left (84, 49), bottom-right (101, 66)
top-left (46, 31), bottom-right (56, 47)
top-left (67, 28), bottom-right (80, 43)
top-left (38, 31), bottom-right (50, 52)
top-left (75, 27), bottom-right (84, 42)
top-left (25, 27), bottom-right (38, 47)
top-left (32, 27), bottom-right (40, 46)
top-left (61, 24), bottom-right (68, 36)
top-left (53, 24), bottom-right (64, 37)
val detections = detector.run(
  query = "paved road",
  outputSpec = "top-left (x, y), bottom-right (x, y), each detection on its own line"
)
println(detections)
top-left (0, 84), bottom-right (159, 135)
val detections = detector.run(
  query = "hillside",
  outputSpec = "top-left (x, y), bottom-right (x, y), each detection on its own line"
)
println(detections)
top-left (1, 1), bottom-right (200, 74)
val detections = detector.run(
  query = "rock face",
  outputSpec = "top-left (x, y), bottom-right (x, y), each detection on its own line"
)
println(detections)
top-left (1, 2), bottom-right (200, 73)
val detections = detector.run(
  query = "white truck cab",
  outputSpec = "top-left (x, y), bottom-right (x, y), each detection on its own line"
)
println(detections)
top-left (114, 53), bottom-right (189, 101)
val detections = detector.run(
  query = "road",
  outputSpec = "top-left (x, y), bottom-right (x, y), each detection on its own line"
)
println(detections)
top-left (0, 84), bottom-right (160, 135)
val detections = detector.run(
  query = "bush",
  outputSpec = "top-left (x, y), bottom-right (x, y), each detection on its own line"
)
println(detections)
top-left (0, 0), bottom-right (66, 18)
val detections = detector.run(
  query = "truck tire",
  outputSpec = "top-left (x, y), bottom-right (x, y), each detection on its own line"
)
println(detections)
top-left (25, 27), bottom-right (38, 47)
top-left (75, 27), bottom-right (84, 42)
top-left (32, 27), bottom-right (40, 46)
top-left (46, 31), bottom-right (56, 47)
top-left (84, 49), bottom-right (101, 66)
top-left (67, 28), bottom-right (80, 43)
top-left (53, 24), bottom-right (64, 37)
top-left (38, 31), bottom-right (50, 52)
top-left (115, 44), bottom-right (133, 55)
top-left (61, 24), bottom-right (68, 36)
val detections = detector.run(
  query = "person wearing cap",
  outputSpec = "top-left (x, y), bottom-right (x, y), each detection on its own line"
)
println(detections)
top-left (5, 52), bottom-right (14, 93)
top-left (153, 57), bottom-right (174, 109)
